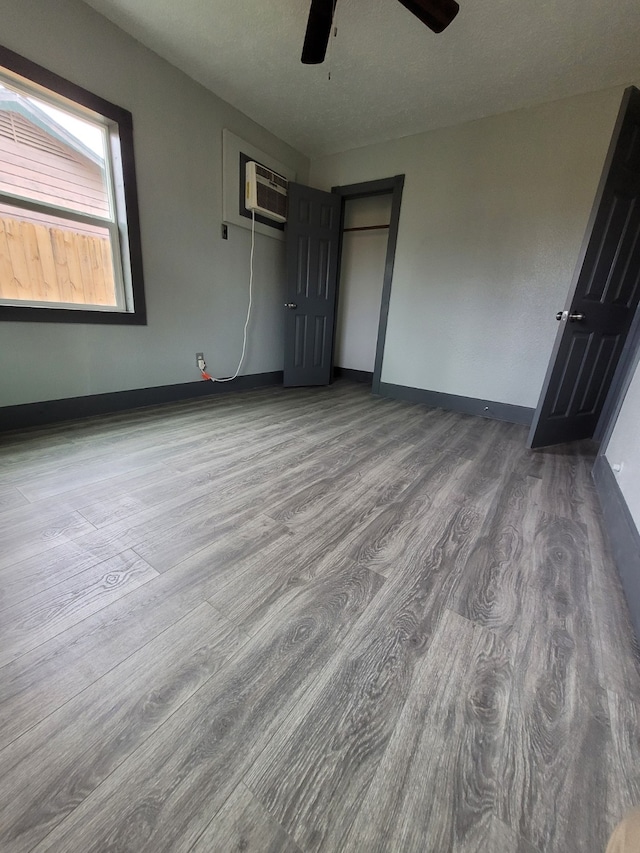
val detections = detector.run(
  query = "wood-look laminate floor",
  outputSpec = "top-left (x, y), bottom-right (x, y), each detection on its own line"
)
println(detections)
top-left (1, 381), bottom-right (639, 853)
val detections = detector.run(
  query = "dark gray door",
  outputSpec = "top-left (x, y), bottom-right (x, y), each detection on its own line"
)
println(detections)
top-left (283, 183), bottom-right (342, 387)
top-left (528, 86), bottom-right (640, 449)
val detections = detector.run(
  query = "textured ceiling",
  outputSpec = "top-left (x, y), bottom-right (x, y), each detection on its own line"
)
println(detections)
top-left (81, 0), bottom-right (640, 156)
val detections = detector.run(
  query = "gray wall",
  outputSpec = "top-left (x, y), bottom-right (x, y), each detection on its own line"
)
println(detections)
top-left (1, 2), bottom-right (636, 419)
top-left (605, 360), bottom-right (640, 533)
top-left (0, 0), bottom-right (309, 408)
top-left (311, 89), bottom-right (626, 408)
top-left (336, 196), bottom-right (392, 373)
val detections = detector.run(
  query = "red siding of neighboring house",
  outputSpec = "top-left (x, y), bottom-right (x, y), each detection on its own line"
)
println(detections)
top-left (0, 110), bottom-right (109, 218)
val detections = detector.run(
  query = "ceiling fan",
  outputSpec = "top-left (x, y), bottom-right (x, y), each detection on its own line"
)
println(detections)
top-left (301, 0), bottom-right (460, 64)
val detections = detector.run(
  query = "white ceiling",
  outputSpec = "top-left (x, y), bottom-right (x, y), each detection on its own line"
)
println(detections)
top-left (81, 0), bottom-right (640, 157)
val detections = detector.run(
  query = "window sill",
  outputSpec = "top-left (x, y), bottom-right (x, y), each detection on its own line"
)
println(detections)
top-left (0, 304), bottom-right (147, 324)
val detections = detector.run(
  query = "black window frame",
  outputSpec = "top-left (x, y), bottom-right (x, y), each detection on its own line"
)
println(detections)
top-left (0, 44), bottom-right (146, 325)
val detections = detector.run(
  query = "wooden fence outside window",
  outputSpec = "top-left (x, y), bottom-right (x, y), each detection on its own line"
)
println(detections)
top-left (0, 215), bottom-right (116, 306)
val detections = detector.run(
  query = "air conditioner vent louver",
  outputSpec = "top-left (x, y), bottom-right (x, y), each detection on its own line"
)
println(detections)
top-left (245, 161), bottom-right (288, 223)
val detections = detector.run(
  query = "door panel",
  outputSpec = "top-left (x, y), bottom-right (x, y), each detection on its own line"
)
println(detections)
top-left (528, 87), bottom-right (640, 448)
top-left (578, 335), bottom-right (619, 414)
top-left (294, 315), bottom-right (307, 367)
top-left (313, 315), bottom-right (327, 365)
top-left (296, 236), bottom-right (310, 297)
top-left (283, 183), bottom-right (342, 387)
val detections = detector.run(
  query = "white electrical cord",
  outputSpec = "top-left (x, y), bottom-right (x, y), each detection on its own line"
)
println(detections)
top-left (208, 209), bottom-right (255, 382)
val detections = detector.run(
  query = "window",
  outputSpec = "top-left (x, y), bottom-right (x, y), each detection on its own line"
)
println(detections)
top-left (0, 45), bottom-right (145, 324)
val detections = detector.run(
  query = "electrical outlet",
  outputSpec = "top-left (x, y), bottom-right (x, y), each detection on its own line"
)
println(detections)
top-left (221, 224), bottom-right (228, 240)
top-left (196, 352), bottom-right (205, 370)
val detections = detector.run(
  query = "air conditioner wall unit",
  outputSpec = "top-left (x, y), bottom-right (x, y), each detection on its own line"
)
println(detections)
top-left (245, 161), bottom-right (288, 223)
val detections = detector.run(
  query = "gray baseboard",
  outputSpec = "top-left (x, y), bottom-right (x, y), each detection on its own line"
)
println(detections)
top-left (592, 455), bottom-right (640, 641)
top-left (0, 371), bottom-right (283, 433)
top-left (378, 382), bottom-right (534, 426)
top-left (333, 367), bottom-right (374, 384)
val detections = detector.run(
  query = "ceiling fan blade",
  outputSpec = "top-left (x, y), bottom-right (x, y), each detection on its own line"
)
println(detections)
top-left (396, 0), bottom-right (459, 33)
top-left (301, 0), bottom-right (336, 64)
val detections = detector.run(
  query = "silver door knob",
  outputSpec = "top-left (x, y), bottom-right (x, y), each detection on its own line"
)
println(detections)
top-left (556, 310), bottom-right (585, 322)
top-left (284, 302), bottom-right (297, 309)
